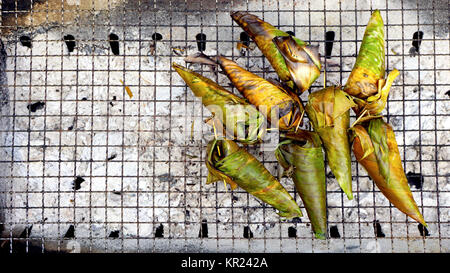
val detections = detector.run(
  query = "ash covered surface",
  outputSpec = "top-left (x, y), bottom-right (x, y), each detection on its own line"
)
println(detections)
top-left (0, 0), bottom-right (449, 253)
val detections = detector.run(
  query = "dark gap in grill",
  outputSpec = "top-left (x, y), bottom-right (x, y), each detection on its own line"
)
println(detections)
top-left (2, 0), bottom-right (34, 12)
top-left (288, 226), bottom-right (297, 238)
top-left (286, 30), bottom-right (295, 36)
top-left (109, 33), bottom-right (120, 55)
top-left (19, 225), bottom-right (33, 238)
top-left (155, 224), bottom-right (164, 238)
top-left (109, 230), bottom-right (120, 238)
top-left (445, 90), bottom-right (450, 97)
top-left (26, 101), bottom-right (45, 112)
top-left (243, 226), bottom-right (253, 239)
top-left (72, 176), bottom-right (85, 191)
top-left (329, 225), bottom-right (340, 238)
top-left (63, 34), bottom-right (76, 52)
top-left (64, 225), bottom-right (75, 238)
top-left (19, 35), bottom-right (32, 48)
top-left (0, 225), bottom-right (46, 253)
top-left (240, 31), bottom-right (250, 47)
top-left (325, 31), bottom-right (335, 59)
top-left (412, 31), bottom-right (424, 52)
top-left (67, 125), bottom-right (73, 131)
top-left (373, 220), bottom-right (386, 238)
top-left (406, 172), bottom-right (424, 189)
top-left (326, 171), bottom-right (335, 179)
top-left (195, 33), bottom-right (207, 52)
top-left (107, 154), bottom-right (117, 161)
top-left (152, 32), bottom-right (163, 41)
top-left (418, 224), bottom-right (430, 237)
top-left (291, 217), bottom-right (302, 223)
top-left (198, 219), bottom-right (208, 238)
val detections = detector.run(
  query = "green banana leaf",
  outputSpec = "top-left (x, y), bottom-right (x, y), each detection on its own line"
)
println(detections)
top-left (215, 55), bottom-right (304, 130)
top-left (344, 10), bottom-right (399, 116)
top-left (275, 131), bottom-right (327, 239)
top-left (350, 118), bottom-right (426, 226)
top-left (273, 36), bottom-right (321, 94)
top-left (305, 86), bottom-right (356, 200)
top-left (231, 11), bottom-right (320, 91)
top-left (173, 62), bottom-right (266, 144)
top-left (206, 138), bottom-right (303, 219)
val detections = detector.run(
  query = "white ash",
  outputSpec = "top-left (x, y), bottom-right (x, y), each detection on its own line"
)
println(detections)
top-left (0, 0), bottom-right (449, 253)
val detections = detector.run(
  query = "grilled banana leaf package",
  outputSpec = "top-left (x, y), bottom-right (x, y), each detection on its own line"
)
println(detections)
top-left (275, 131), bottom-right (327, 239)
top-left (305, 86), bottom-right (356, 200)
top-left (206, 138), bottom-right (303, 219)
top-left (173, 62), bottom-right (266, 144)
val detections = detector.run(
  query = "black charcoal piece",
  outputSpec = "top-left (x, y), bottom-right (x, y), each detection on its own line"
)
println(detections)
top-left (64, 225), bottom-right (75, 238)
top-left (412, 31), bottom-right (424, 52)
top-left (27, 101), bottom-right (45, 112)
top-left (152, 32), bottom-right (163, 41)
top-left (109, 230), bottom-right (119, 238)
top-left (19, 35), bottom-right (32, 48)
top-left (239, 31), bottom-right (250, 47)
top-left (73, 176), bottom-right (85, 191)
top-left (325, 31), bottom-right (335, 59)
top-left (109, 33), bottom-right (120, 55)
top-left (330, 226), bottom-right (340, 238)
top-left (243, 226), bottom-right (253, 239)
top-left (195, 33), bottom-right (207, 52)
top-left (373, 220), bottom-right (386, 238)
top-left (155, 224), bottom-right (164, 238)
top-left (198, 219), bottom-right (208, 238)
top-left (288, 226), bottom-right (297, 238)
top-left (64, 34), bottom-right (76, 52)
top-left (418, 224), bottom-right (430, 237)
top-left (406, 172), bottom-right (424, 189)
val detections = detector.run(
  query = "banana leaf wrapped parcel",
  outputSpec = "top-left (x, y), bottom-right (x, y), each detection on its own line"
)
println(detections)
top-left (350, 118), bottom-right (426, 226)
top-left (206, 138), bottom-right (303, 219)
top-left (273, 35), bottom-right (321, 93)
top-left (173, 63), bottom-right (266, 144)
top-left (305, 86), bottom-right (356, 200)
top-left (231, 11), bottom-right (321, 92)
top-left (214, 55), bottom-right (304, 131)
top-left (275, 131), bottom-right (327, 239)
top-left (344, 9), bottom-right (399, 116)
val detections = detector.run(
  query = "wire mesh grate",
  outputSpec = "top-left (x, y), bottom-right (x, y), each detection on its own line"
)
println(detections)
top-left (0, 0), bottom-right (449, 253)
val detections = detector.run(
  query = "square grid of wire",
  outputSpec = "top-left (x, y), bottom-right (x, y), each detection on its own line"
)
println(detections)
top-left (0, 0), bottom-right (449, 253)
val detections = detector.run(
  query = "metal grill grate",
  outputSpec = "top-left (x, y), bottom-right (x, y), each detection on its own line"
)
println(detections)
top-left (0, 0), bottom-right (449, 253)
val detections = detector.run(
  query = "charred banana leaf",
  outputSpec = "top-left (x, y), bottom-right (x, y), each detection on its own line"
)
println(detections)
top-left (275, 131), bottom-right (327, 239)
top-left (216, 56), bottom-right (303, 131)
top-left (231, 11), bottom-right (321, 91)
top-left (173, 63), bottom-right (265, 144)
top-left (206, 138), bottom-right (303, 219)
top-left (350, 118), bottom-right (426, 226)
top-left (273, 36), bottom-right (321, 94)
top-left (344, 10), bottom-right (399, 116)
top-left (305, 86), bottom-right (356, 200)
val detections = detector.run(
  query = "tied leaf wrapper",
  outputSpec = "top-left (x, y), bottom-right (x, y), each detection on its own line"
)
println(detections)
top-left (305, 86), bottom-right (356, 200)
top-left (350, 119), bottom-right (426, 226)
top-left (273, 36), bottom-right (321, 94)
top-left (344, 10), bottom-right (400, 116)
top-left (173, 63), bottom-right (266, 144)
top-left (275, 131), bottom-right (327, 239)
top-left (231, 11), bottom-right (319, 90)
top-left (216, 56), bottom-right (303, 131)
top-left (206, 139), bottom-right (303, 219)
top-left (344, 10), bottom-right (385, 99)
